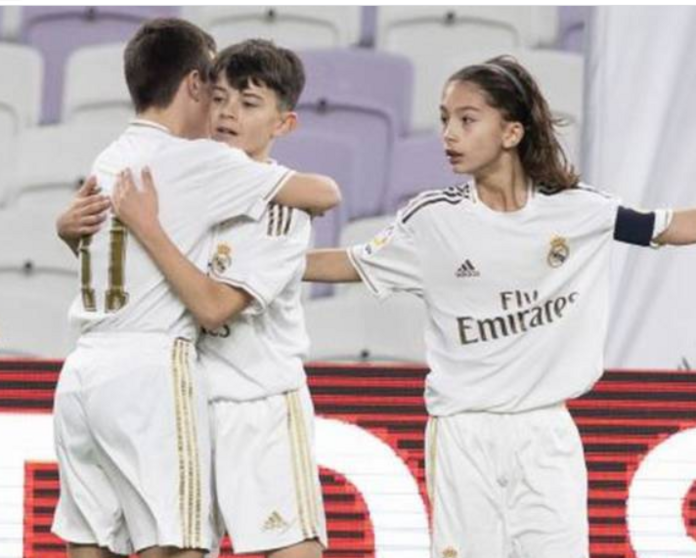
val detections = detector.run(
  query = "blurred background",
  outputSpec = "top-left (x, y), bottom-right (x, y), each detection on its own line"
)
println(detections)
top-left (0, 5), bottom-right (694, 371)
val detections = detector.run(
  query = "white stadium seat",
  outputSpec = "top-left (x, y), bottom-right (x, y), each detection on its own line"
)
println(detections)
top-left (0, 206), bottom-right (78, 357)
top-left (182, 6), bottom-right (362, 49)
top-left (63, 43), bottom-right (133, 126)
top-left (376, 6), bottom-right (559, 131)
top-left (0, 6), bottom-right (22, 41)
top-left (0, 43), bottom-right (43, 205)
top-left (8, 122), bottom-right (124, 212)
top-left (304, 292), bottom-right (427, 363)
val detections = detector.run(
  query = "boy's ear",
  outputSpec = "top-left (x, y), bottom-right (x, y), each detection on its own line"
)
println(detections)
top-left (186, 69), bottom-right (206, 103)
top-left (273, 111), bottom-right (298, 138)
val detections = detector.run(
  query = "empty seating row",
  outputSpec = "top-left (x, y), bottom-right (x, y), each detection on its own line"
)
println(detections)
top-left (0, 6), bottom-right (588, 124)
top-left (0, 42), bottom-right (583, 218)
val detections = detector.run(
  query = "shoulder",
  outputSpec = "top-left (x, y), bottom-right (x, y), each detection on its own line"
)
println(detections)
top-left (400, 182), bottom-right (472, 224)
top-left (536, 182), bottom-right (620, 209)
top-left (167, 138), bottom-right (251, 169)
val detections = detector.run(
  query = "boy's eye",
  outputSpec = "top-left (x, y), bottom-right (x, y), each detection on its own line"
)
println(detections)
top-left (213, 95), bottom-right (225, 104)
top-left (439, 115), bottom-right (448, 125)
top-left (461, 116), bottom-right (475, 125)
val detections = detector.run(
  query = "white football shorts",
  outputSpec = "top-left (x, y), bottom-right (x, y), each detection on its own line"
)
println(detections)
top-left (426, 404), bottom-right (588, 558)
top-left (210, 385), bottom-right (327, 554)
top-left (52, 333), bottom-right (214, 554)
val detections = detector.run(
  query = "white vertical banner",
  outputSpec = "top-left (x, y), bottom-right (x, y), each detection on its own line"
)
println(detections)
top-left (584, 6), bottom-right (696, 369)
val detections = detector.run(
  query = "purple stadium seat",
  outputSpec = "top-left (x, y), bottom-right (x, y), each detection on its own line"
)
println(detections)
top-left (20, 6), bottom-right (179, 123)
top-left (273, 128), bottom-right (353, 250)
top-left (558, 6), bottom-right (592, 52)
top-left (273, 129), bottom-right (355, 297)
top-left (296, 49), bottom-right (414, 220)
top-left (383, 133), bottom-right (460, 213)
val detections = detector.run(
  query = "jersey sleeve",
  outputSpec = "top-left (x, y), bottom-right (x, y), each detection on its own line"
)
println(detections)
top-left (196, 141), bottom-right (295, 226)
top-left (347, 213), bottom-right (424, 300)
top-left (613, 206), bottom-right (674, 247)
top-left (209, 206), bottom-right (311, 314)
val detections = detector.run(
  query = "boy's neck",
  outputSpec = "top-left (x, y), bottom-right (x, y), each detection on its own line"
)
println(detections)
top-left (136, 108), bottom-right (200, 140)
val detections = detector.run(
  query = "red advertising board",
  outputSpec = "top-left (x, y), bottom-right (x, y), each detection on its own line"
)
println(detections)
top-left (0, 361), bottom-right (695, 558)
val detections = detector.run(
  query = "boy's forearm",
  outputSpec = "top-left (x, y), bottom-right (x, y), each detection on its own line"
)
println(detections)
top-left (303, 249), bottom-right (361, 283)
top-left (134, 224), bottom-right (251, 330)
top-left (273, 174), bottom-right (341, 214)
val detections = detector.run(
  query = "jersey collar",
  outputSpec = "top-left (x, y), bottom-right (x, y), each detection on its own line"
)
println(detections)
top-left (129, 118), bottom-right (173, 135)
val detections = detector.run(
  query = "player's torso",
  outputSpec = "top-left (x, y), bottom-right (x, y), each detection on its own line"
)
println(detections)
top-left (413, 186), bottom-right (615, 340)
top-left (409, 184), bottom-right (618, 413)
top-left (69, 124), bottom-right (214, 339)
top-left (201, 208), bottom-right (311, 401)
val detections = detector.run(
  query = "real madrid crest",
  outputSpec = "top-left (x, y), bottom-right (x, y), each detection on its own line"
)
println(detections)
top-left (211, 242), bottom-right (233, 274)
top-left (547, 236), bottom-right (570, 268)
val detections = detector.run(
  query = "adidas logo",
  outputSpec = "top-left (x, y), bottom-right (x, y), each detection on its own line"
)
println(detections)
top-left (455, 260), bottom-right (480, 278)
top-left (262, 511), bottom-right (289, 531)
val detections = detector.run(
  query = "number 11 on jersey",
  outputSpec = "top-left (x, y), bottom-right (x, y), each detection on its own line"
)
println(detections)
top-left (80, 216), bottom-right (130, 312)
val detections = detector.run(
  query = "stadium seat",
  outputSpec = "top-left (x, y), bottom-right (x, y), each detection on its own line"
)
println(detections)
top-left (376, 6), bottom-right (559, 130)
top-left (299, 49), bottom-right (414, 136)
top-left (273, 128), bottom-right (353, 251)
top-left (405, 47), bottom-right (585, 166)
top-left (558, 6), bottom-right (592, 52)
top-left (0, 6), bottom-right (22, 40)
top-left (0, 43), bottom-right (43, 205)
top-left (0, 206), bottom-right (78, 358)
top-left (304, 291), bottom-right (427, 363)
top-left (20, 6), bottom-right (177, 123)
top-left (274, 128), bottom-right (355, 297)
top-left (8, 122), bottom-right (124, 212)
top-left (384, 133), bottom-right (460, 214)
top-left (182, 6), bottom-right (362, 49)
top-left (63, 43), bottom-right (133, 126)
top-left (296, 49), bottom-right (413, 219)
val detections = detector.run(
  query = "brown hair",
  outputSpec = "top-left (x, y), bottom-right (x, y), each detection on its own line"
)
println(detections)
top-left (124, 18), bottom-right (216, 113)
top-left (448, 55), bottom-right (579, 190)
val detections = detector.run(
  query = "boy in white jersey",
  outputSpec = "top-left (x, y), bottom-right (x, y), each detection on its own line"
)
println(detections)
top-left (53, 22), bottom-right (339, 558)
top-left (98, 41), bottom-right (327, 558)
top-left (303, 56), bottom-right (696, 558)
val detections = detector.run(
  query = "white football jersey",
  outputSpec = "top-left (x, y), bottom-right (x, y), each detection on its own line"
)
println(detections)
top-left (349, 182), bottom-right (671, 415)
top-left (200, 203), bottom-right (311, 401)
top-left (68, 120), bottom-right (294, 340)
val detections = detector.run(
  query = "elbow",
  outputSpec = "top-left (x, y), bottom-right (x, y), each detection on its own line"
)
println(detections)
top-left (317, 178), bottom-right (342, 212)
top-left (196, 299), bottom-right (231, 332)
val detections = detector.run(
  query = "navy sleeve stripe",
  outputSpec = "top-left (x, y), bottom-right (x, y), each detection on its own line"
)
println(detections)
top-left (614, 206), bottom-right (656, 246)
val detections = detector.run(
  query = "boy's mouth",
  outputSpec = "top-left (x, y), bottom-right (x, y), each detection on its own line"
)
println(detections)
top-left (445, 149), bottom-right (463, 163)
top-left (215, 126), bottom-right (239, 138)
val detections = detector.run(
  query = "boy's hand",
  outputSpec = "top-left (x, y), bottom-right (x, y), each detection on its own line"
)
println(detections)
top-left (56, 176), bottom-right (111, 240)
top-left (112, 167), bottom-right (161, 239)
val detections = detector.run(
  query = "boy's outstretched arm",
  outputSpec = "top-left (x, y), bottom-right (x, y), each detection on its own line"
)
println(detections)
top-left (273, 173), bottom-right (341, 216)
top-left (655, 209), bottom-right (696, 246)
top-left (304, 249), bottom-right (361, 283)
top-left (112, 168), bottom-right (251, 331)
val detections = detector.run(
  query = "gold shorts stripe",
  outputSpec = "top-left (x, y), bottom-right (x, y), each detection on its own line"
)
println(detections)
top-left (172, 339), bottom-right (189, 547)
top-left (292, 391), bottom-right (320, 535)
top-left (287, 392), bottom-right (312, 538)
top-left (173, 338), bottom-right (202, 548)
top-left (426, 418), bottom-right (438, 515)
top-left (184, 341), bottom-right (202, 548)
